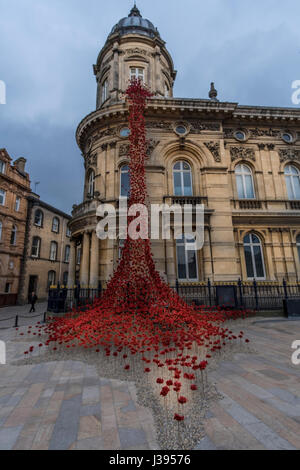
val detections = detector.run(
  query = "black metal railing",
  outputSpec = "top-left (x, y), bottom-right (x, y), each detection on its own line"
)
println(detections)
top-left (47, 283), bottom-right (102, 313)
top-left (174, 278), bottom-right (300, 311)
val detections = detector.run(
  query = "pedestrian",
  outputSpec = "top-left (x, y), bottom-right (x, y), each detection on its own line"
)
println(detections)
top-left (29, 292), bottom-right (38, 313)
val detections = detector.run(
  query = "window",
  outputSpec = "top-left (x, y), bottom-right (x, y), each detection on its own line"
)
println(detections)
top-left (52, 217), bottom-right (60, 233)
top-left (15, 197), bottom-right (21, 212)
top-left (66, 227), bottom-right (71, 237)
top-left (176, 235), bottom-right (198, 281)
top-left (173, 161), bottom-right (193, 196)
top-left (5, 283), bottom-right (11, 293)
top-left (47, 270), bottom-right (56, 288)
top-left (297, 235), bottom-right (300, 263)
top-left (284, 165), bottom-right (300, 200)
top-left (130, 67), bottom-right (144, 82)
top-left (76, 246), bottom-right (81, 265)
top-left (10, 225), bottom-right (17, 245)
top-left (243, 233), bottom-right (266, 279)
top-left (234, 130), bottom-right (246, 141)
top-left (34, 210), bottom-right (43, 227)
top-left (120, 127), bottom-right (130, 138)
top-left (64, 245), bottom-right (70, 263)
top-left (0, 189), bottom-right (6, 206)
top-left (118, 238), bottom-right (125, 260)
top-left (235, 164), bottom-right (255, 199)
top-left (120, 165), bottom-right (130, 198)
top-left (0, 221), bottom-right (2, 241)
top-left (63, 271), bottom-right (68, 286)
top-left (50, 241), bottom-right (58, 261)
top-left (0, 161), bottom-right (5, 174)
top-left (31, 237), bottom-right (41, 258)
top-left (165, 82), bottom-right (170, 97)
top-left (101, 79), bottom-right (108, 104)
top-left (282, 133), bottom-right (293, 144)
top-left (88, 170), bottom-right (95, 197)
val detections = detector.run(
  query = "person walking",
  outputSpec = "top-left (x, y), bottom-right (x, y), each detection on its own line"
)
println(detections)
top-left (29, 292), bottom-right (38, 313)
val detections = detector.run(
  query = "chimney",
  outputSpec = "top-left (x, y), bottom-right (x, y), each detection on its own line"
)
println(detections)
top-left (14, 157), bottom-right (27, 173)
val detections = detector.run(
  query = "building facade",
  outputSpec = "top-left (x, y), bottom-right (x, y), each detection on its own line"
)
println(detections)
top-left (69, 6), bottom-right (300, 288)
top-left (0, 150), bottom-right (31, 306)
top-left (18, 196), bottom-right (72, 304)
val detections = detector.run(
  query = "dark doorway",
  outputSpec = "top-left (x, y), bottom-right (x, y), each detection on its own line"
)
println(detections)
top-left (28, 275), bottom-right (38, 302)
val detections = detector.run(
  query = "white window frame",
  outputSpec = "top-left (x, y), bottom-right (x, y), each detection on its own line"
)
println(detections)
top-left (176, 234), bottom-right (199, 282)
top-left (0, 189), bottom-right (6, 206)
top-left (15, 196), bottom-right (21, 212)
top-left (88, 170), bottom-right (95, 197)
top-left (0, 220), bottom-right (2, 241)
top-left (52, 217), bottom-right (59, 233)
top-left (76, 246), bottom-right (81, 265)
top-left (0, 161), bottom-right (5, 174)
top-left (10, 225), bottom-right (17, 246)
top-left (50, 241), bottom-right (58, 261)
top-left (130, 67), bottom-right (144, 82)
top-left (34, 210), bottom-right (43, 227)
top-left (173, 161), bottom-right (193, 196)
top-left (284, 164), bottom-right (300, 200)
top-left (101, 79), bottom-right (108, 104)
top-left (296, 235), bottom-right (300, 263)
top-left (243, 233), bottom-right (266, 280)
top-left (47, 271), bottom-right (56, 288)
top-left (65, 245), bottom-right (70, 263)
top-left (235, 164), bottom-right (255, 199)
top-left (31, 237), bottom-right (41, 258)
top-left (120, 165), bottom-right (130, 198)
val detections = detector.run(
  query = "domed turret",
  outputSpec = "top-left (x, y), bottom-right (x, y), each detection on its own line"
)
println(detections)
top-left (93, 5), bottom-right (177, 108)
top-left (109, 5), bottom-right (160, 39)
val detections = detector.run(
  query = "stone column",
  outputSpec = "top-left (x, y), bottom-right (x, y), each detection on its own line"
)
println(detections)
top-left (166, 239), bottom-right (176, 285)
top-left (80, 232), bottom-right (90, 287)
top-left (90, 231), bottom-right (99, 288)
top-left (67, 240), bottom-right (76, 288)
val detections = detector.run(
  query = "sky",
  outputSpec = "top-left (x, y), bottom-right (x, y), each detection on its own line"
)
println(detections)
top-left (1, 0), bottom-right (300, 213)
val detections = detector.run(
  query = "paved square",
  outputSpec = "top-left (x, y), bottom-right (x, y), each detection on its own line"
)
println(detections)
top-left (0, 308), bottom-right (299, 450)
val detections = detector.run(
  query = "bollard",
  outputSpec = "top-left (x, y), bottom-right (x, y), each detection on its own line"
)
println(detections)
top-left (14, 315), bottom-right (19, 328)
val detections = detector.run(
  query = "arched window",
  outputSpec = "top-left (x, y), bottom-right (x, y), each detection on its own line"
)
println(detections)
top-left (176, 234), bottom-right (198, 281)
top-left (235, 164), bottom-right (255, 199)
top-left (31, 237), bottom-right (41, 258)
top-left (120, 165), bottom-right (130, 197)
top-left (34, 209), bottom-right (43, 227)
top-left (243, 233), bottom-right (266, 279)
top-left (284, 165), bottom-right (300, 200)
top-left (52, 217), bottom-right (60, 233)
top-left (0, 221), bottom-right (2, 241)
top-left (10, 225), bottom-right (17, 245)
top-left (118, 238), bottom-right (125, 260)
top-left (47, 270), bottom-right (56, 288)
top-left (173, 161), bottom-right (193, 196)
top-left (296, 235), bottom-right (300, 263)
top-left (64, 245), bottom-right (70, 263)
top-left (88, 170), bottom-right (95, 197)
top-left (101, 79), bottom-right (108, 104)
top-left (49, 241), bottom-right (58, 261)
top-left (0, 189), bottom-right (6, 206)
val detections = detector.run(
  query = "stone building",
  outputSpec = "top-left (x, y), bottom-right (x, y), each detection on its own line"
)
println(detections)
top-left (0, 150), bottom-right (31, 306)
top-left (69, 5), bottom-right (300, 287)
top-left (18, 196), bottom-right (72, 304)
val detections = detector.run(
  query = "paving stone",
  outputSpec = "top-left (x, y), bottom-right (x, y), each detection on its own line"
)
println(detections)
top-left (194, 435), bottom-right (218, 450)
top-left (0, 426), bottom-right (23, 450)
top-left (118, 427), bottom-right (147, 448)
top-left (48, 394), bottom-right (81, 450)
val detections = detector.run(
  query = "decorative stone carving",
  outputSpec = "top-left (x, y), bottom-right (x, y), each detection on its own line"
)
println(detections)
top-left (119, 140), bottom-right (160, 158)
top-left (279, 148), bottom-right (300, 162)
top-left (190, 121), bottom-right (220, 133)
top-left (204, 142), bottom-right (221, 162)
top-left (258, 143), bottom-right (266, 150)
top-left (250, 128), bottom-right (281, 138)
top-left (125, 47), bottom-right (150, 57)
top-left (84, 153), bottom-right (97, 169)
top-left (230, 147), bottom-right (256, 162)
top-left (119, 144), bottom-right (130, 157)
top-left (267, 144), bottom-right (275, 150)
top-left (145, 121), bottom-right (172, 130)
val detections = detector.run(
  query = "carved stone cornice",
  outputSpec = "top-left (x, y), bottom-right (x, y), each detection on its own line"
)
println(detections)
top-left (230, 147), bottom-right (256, 162)
top-left (204, 141), bottom-right (221, 162)
top-left (278, 148), bottom-right (300, 162)
top-left (84, 152), bottom-right (97, 169)
top-left (118, 140), bottom-right (160, 158)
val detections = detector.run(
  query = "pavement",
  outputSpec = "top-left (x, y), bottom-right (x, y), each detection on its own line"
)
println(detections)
top-left (0, 306), bottom-right (299, 450)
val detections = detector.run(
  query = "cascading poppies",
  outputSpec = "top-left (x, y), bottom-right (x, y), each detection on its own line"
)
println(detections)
top-left (23, 79), bottom-right (253, 423)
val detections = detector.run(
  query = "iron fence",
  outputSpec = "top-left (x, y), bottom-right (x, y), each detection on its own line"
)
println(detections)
top-left (175, 279), bottom-right (300, 311)
top-left (47, 283), bottom-right (102, 313)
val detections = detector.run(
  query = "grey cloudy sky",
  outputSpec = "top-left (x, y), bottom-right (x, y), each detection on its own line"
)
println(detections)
top-left (1, 0), bottom-right (300, 213)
